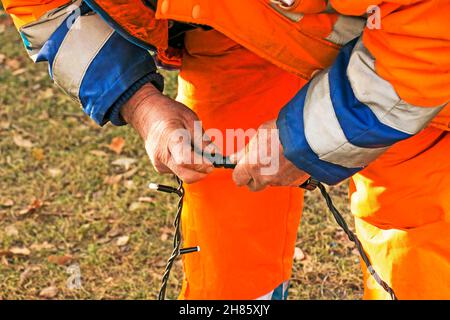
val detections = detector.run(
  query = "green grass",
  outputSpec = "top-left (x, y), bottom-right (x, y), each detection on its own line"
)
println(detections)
top-left (0, 10), bottom-right (362, 300)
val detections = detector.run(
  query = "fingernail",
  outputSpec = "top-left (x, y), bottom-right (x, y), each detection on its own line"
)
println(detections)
top-left (206, 167), bottom-right (214, 174)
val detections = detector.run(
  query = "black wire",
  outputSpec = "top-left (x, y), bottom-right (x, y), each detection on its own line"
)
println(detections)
top-left (158, 177), bottom-right (184, 300)
top-left (154, 170), bottom-right (397, 300)
top-left (317, 183), bottom-right (398, 300)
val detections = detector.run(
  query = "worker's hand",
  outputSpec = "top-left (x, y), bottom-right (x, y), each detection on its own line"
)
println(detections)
top-left (121, 83), bottom-right (214, 184)
top-left (230, 119), bottom-right (310, 192)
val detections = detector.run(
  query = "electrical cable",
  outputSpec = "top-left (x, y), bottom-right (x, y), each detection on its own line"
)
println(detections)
top-left (150, 160), bottom-right (397, 300)
top-left (151, 177), bottom-right (185, 300)
top-left (316, 182), bottom-right (397, 300)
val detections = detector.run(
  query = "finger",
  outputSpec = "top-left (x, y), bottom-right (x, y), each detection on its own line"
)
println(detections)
top-left (247, 178), bottom-right (268, 192)
top-left (185, 117), bottom-right (214, 152)
top-left (291, 174), bottom-right (311, 187)
top-left (169, 141), bottom-right (214, 173)
top-left (232, 163), bottom-right (253, 187)
top-left (166, 158), bottom-right (209, 184)
top-left (152, 161), bottom-right (172, 174)
top-left (187, 149), bottom-right (214, 173)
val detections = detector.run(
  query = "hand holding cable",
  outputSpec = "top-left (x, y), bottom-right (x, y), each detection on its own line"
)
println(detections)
top-left (121, 83), bottom-right (215, 184)
top-left (230, 119), bottom-right (310, 191)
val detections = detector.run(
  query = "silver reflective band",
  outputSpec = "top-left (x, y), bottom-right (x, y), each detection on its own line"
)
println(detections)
top-left (325, 15), bottom-right (365, 46)
top-left (303, 72), bottom-right (388, 168)
top-left (348, 39), bottom-right (445, 134)
top-left (52, 14), bottom-right (114, 101)
top-left (19, 0), bottom-right (82, 61)
top-left (280, 0), bottom-right (295, 6)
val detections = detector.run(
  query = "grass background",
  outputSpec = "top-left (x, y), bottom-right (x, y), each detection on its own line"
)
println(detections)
top-left (0, 8), bottom-right (363, 300)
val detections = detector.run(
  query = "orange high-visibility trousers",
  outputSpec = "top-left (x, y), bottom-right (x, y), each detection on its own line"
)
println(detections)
top-left (175, 28), bottom-right (306, 299)
top-left (350, 126), bottom-right (450, 299)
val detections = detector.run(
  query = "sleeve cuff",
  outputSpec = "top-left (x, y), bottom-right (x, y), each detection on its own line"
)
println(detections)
top-left (106, 72), bottom-right (164, 126)
top-left (276, 82), bottom-right (360, 185)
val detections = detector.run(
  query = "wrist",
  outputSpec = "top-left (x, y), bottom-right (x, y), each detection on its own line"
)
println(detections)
top-left (121, 83), bottom-right (162, 138)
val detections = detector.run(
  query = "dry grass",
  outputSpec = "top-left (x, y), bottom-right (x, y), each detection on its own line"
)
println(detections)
top-left (0, 10), bottom-right (362, 300)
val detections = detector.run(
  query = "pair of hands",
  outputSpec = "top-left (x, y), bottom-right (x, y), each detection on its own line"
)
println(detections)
top-left (121, 83), bottom-right (309, 191)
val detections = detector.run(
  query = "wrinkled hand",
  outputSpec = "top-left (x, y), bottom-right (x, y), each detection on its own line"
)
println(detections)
top-left (230, 119), bottom-right (310, 192)
top-left (121, 83), bottom-right (214, 184)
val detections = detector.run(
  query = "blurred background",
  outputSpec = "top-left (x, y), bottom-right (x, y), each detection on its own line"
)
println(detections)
top-left (0, 7), bottom-right (362, 300)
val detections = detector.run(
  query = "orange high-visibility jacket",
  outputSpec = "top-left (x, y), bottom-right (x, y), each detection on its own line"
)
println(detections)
top-left (4, 0), bottom-right (449, 131)
top-left (275, 0), bottom-right (450, 184)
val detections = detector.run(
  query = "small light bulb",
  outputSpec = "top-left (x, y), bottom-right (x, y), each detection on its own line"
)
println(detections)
top-left (148, 183), bottom-right (159, 191)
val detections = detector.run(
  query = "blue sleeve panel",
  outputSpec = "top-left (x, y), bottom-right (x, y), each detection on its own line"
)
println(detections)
top-left (35, 7), bottom-right (164, 126)
top-left (277, 39), bottom-right (412, 185)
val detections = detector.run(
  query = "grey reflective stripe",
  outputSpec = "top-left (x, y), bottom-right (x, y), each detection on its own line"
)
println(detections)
top-left (325, 15), bottom-right (365, 46)
top-left (348, 39), bottom-right (445, 135)
top-left (19, 0), bottom-right (82, 61)
top-left (269, 2), bottom-right (303, 22)
top-left (52, 14), bottom-right (114, 101)
top-left (303, 72), bottom-right (388, 168)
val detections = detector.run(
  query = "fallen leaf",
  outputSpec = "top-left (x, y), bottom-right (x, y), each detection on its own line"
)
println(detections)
top-left (0, 199), bottom-right (14, 207)
top-left (39, 88), bottom-right (54, 100)
top-left (30, 242), bottom-right (55, 251)
top-left (38, 110), bottom-right (49, 120)
top-left (0, 121), bottom-right (10, 129)
top-left (48, 254), bottom-right (73, 266)
top-left (116, 235), bottom-right (129, 247)
top-left (1, 256), bottom-right (8, 266)
top-left (5, 225), bottom-right (19, 237)
top-left (32, 148), bottom-right (45, 161)
top-left (107, 227), bottom-right (122, 238)
top-left (112, 157), bottom-right (136, 170)
top-left (138, 197), bottom-right (155, 204)
top-left (90, 150), bottom-right (108, 157)
top-left (294, 247), bottom-right (306, 261)
top-left (160, 226), bottom-right (173, 242)
top-left (48, 168), bottom-right (62, 177)
top-left (6, 58), bottom-right (21, 70)
top-left (39, 286), bottom-right (58, 299)
top-left (0, 53), bottom-right (5, 64)
top-left (12, 68), bottom-right (26, 76)
top-left (0, 25), bottom-right (5, 34)
top-left (9, 247), bottom-right (31, 256)
top-left (97, 237), bottom-right (111, 245)
top-left (123, 168), bottom-right (139, 179)
top-left (108, 137), bottom-right (125, 154)
top-left (160, 233), bottom-right (169, 242)
top-left (18, 199), bottom-right (43, 215)
top-left (128, 202), bottom-right (143, 212)
top-left (104, 175), bottom-right (122, 185)
top-left (124, 180), bottom-right (135, 189)
top-left (13, 135), bottom-right (33, 148)
top-left (19, 266), bottom-right (40, 286)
